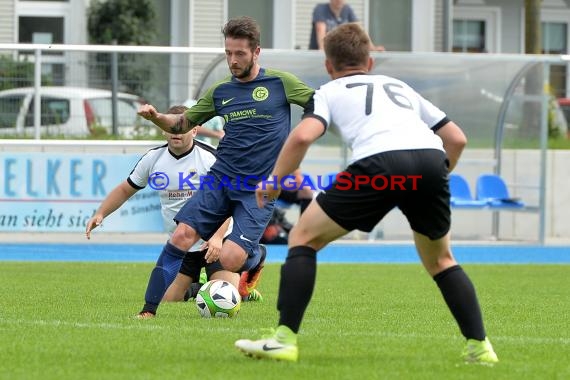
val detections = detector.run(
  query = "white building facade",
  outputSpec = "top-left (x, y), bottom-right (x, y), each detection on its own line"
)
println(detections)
top-left (1, 0), bottom-right (570, 96)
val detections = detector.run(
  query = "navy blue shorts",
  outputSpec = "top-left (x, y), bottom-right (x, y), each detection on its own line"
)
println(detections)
top-left (174, 173), bottom-right (274, 268)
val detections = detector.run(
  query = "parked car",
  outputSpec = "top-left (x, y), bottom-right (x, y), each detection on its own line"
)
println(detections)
top-left (0, 86), bottom-right (154, 137)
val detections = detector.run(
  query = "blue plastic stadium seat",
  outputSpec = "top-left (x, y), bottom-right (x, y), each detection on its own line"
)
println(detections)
top-left (449, 174), bottom-right (487, 208)
top-left (475, 174), bottom-right (525, 208)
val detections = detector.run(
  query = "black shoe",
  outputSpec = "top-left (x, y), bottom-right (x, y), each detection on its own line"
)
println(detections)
top-left (185, 282), bottom-right (203, 301)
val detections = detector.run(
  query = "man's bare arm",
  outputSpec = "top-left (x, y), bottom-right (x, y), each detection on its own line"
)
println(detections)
top-left (138, 104), bottom-right (198, 134)
top-left (435, 121), bottom-right (467, 172)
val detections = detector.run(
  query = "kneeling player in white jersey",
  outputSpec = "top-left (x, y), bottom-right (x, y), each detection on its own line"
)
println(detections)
top-left (86, 105), bottom-right (262, 319)
top-left (236, 23), bottom-right (498, 365)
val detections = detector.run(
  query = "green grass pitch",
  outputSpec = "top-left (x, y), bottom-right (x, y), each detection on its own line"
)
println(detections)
top-left (0, 262), bottom-right (568, 380)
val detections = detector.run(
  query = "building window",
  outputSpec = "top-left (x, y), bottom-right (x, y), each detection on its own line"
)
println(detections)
top-left (19, 16), bottom-right (64, 54)
top-left (542, 22), bottom-right (567, 54)
top-left (542, 22), bottom-right (568, 98)
top-left (228, 0), bottom-right (274, 48)
top-left (369, 0), bottom-right (412, 52)
top-left (540, 9), bottom-right (570, 98)
top-left (18, 16), bottom-right (65, 85)
top-left (453, 7), bottom-right (500, 53)
top-left (453, 19), bottom-right (486, 52)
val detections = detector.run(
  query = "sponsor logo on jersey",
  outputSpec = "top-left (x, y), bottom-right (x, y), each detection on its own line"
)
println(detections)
top-left (167, 189), bottom-right (195, 200)
top-left (252, 86), bottom-right (269, 101)
top-left (221, 97), bottom-right (235, 105)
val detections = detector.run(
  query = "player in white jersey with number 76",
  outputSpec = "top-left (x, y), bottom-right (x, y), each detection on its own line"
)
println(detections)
top-left (236, 22), bottom-right (499, 365)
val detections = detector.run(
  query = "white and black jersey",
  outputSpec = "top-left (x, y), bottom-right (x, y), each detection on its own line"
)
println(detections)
top-left (127, 140), bottom-right (225, 251)
top-left (308, 74), bottom-right (447, 163)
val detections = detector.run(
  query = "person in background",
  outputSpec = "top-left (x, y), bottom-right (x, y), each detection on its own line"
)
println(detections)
top-left (236, 23), bottom-right (498, 365)
top-left (309, 0), bottom-right (385, 52)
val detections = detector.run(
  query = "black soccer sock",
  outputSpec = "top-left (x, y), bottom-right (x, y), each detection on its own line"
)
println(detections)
top-left (277, 246), bottom-right (317, 333)
top-left (142, 242), bottom-right (186, 313)
top-left (433, 265), bottom-right (486, 341)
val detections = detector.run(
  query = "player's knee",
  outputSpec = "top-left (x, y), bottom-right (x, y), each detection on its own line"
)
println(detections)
top-left (219, 249), bottom-right (247, 272)
top-left (289, 225), bottom-right (327, 251)
top-left (424, 256), bottom-right (457, 277)
top-left (170, 224), bottom-right (198, 249)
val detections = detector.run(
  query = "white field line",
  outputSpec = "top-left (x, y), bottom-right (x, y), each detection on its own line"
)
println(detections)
top-left (0, 318), bottom-right (568, 345)
top-left (0, 318), bottom-right (233, 333)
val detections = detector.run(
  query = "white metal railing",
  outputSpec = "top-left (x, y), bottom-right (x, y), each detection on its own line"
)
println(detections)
top-left (0, 44), bottom-right (228, 139)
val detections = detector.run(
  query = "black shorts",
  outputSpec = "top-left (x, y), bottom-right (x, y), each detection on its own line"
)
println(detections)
top-left (316, 149), bottom-right (451, 240)
top-left (178, 246), bottom-right (262, 280)
top-left (178, 249), bottom-right (220, 281)
top-left (279, 189), bottom-right (299, 204)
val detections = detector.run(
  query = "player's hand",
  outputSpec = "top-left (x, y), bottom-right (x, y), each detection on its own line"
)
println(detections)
top-left (255, 179), bottom-right (281, 208)
top-left (202, 234), bottom-right (223, 263)
top-left (85, 214), bottom-right (103, 240)
top-left (137, 104), bottom-right (159, 121)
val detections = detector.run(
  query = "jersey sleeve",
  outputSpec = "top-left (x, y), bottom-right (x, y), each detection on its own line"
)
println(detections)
top-left (416, 92), bottom-right (448, 130)
top-left (127, 152), bottom-right (154, 190)
top-left (185, 82), bottom-right (226, 126)
top-left (270, 69), bottom-right (315, 109)
top-left (204, 150), bottom-right (217, 171)
top-left (301, 87), bottom-right (329, 132)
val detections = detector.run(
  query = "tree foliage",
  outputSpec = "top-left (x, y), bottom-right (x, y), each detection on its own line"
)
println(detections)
top-left (0, 56), bottom-right (52, 91)
top-left (0, 56), bottom-right (35, 91)
top-left (86, 0), bottom-right (158, 97)
top-left (87, 0), bottom-right (156, 45)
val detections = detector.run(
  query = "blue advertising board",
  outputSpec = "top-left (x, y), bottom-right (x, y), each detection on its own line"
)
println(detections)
top-left (0, 152), bottom-right (164, 232)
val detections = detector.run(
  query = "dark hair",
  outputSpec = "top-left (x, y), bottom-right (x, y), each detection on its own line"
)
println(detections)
top-left (222, 16), bottom-right (261, 50)
top-left (167, 105), bottom-right (189, 114)
top-left (324, 23), bottom-right (370, 71)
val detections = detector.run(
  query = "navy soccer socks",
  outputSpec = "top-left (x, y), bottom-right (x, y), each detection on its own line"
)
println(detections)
top-left (140, 242), bottom-right (186, 315)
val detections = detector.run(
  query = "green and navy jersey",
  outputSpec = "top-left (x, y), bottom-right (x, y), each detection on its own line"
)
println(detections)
top-left (185, 68), bottom-right (314, 182)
